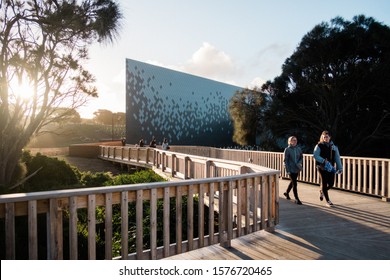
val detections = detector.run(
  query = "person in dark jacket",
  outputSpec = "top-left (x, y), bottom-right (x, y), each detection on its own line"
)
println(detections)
top-left (149, 137), bottom-right (156, 148)
top-left (283, 136), bottom-right (303, 204)
top-left (313, 131), bottom-right (343, 207)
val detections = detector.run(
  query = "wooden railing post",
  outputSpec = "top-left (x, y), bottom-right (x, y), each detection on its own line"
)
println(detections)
top-left (219, 181), bottom-right (231, 248)
top-left (87, 195), bottom-right (96, 260)
top-left (69, 196), bottom-right (78, 260)
top-left (104, 193), bottom-right (113, 260)
top-left (144, 148), bottom-right (148, 163)
top-left (1, 146), bottom-right (283, 260)
top-left (171, 154), bottom-right (175, 177)
top-left (161, 152), bottom-right (166, 172)
top-left (184, 156), bottom-right (189, 179)
top-left (163, 187), bottom-right (170, 257)
top-left (205, 160), bottom-right (211, 178)
top-left (175, 186), bottom-right (183, 254)
top-left (265, 176), bottom-right (276, 232)
top-left (121, 191), bottom-right (129, 260)
top-left (48, 198), bottom-right (63, 260)
top-left (28, 200), bottom-right (38, 260)
top-left (5, 203), bottom-right (15, 260)
top-left (153, 149), bottom-right (157, 167)
top-left (136, 190), bottom-right (143, 260)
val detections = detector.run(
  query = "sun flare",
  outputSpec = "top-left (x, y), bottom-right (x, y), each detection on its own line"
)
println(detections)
top-left (10, 79), bottom-right (34, 100)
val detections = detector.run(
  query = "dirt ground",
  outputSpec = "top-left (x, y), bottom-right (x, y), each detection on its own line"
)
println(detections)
top-left (59, 156), bottom-right (125, 175)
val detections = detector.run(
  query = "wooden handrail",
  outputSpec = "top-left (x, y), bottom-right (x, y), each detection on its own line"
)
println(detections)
top-left (0, 146), bottom-right (279, 260)
top-left (172, 146), bottom-right (390, 200)
top-left (3, 145), bottom-right (386, 260)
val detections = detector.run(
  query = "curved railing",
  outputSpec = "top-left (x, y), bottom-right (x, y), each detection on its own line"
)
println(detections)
top-left (0, 146), bottom-right (279, 260)
top-left (171, 146), bottom-right (390, 200)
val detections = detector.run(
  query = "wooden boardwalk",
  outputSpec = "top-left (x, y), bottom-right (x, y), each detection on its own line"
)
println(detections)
top-left (164, 179), bottom-right (390, 260)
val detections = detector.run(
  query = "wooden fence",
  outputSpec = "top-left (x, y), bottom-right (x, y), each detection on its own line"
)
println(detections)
top-left (171, 146), bottom-right (390, 200)
top-left (0, 146), bottom-right (279, 260)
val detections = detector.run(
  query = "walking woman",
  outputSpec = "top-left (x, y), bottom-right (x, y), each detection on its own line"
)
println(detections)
top-left (313, 131), bottom-right (343, 207)
top-left (283, 136), bottom-right (303, 205)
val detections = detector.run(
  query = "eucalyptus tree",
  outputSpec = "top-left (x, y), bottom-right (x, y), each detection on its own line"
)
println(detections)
top-left (0, 0), bottom-right (122, 188)
top-left (93, 109), bottom-right (125, 126)
top-left (228, 87), bottom-right (269, 146)
top-left (265, 15), bottom-right (390, 156)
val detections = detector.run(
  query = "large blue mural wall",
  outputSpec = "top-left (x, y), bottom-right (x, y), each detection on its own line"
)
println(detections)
top-left (125, 58), bottom-right (243, 147)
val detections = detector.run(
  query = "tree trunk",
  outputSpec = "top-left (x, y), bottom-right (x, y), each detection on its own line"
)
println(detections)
top-left (0, 134), bottom-right (28, 190)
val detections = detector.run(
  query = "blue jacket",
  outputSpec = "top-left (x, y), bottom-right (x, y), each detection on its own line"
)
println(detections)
top-left (284, 145), bottom-right (303, 174)
top-left (313, 141), bottom-right (343, 172)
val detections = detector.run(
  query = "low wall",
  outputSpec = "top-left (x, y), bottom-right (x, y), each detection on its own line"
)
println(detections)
top-left (69, 141), bottom-right (122, 158)
top-left (27, 147), bottom-right (69, 156)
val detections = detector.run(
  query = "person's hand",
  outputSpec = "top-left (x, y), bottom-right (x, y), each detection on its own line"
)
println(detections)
top-left (336, 170), bottom-right (343, 175)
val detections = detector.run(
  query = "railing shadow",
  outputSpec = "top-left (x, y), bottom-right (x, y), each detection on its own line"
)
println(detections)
top-left (274, 183), bottom-right (390, 260)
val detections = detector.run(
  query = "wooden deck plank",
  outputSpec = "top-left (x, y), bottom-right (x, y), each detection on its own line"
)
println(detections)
top-left (164, 179), bottom-right (390, 260)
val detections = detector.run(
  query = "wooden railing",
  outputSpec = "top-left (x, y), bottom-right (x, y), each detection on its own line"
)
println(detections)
top-left (0, 146), bottom-right (279, 260)
top-left (171, 146), bottom-right (390, 200)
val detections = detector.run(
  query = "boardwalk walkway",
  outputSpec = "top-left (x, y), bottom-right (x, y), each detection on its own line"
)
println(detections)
top-left (165, 179), bottom-right (390, 260)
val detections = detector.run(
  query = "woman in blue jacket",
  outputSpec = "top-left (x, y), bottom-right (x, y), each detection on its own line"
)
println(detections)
top-left (313, 131), bottom-right (343, 207)
top-left (283, 136), bottom-right (303, 204)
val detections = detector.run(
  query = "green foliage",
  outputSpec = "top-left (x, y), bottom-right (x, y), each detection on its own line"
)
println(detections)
top-left (80, 171), bottom-right (114, 187)
top-left (0, 152), bottom-right (217, 259)
top-left (228, 88), bottom-right (269, 146)
top-left (111, 169), bottom-right (167, 185)
top-left (264, 15), bottom-right (390, 157)
top-left (105, 196), bottom-right (215, 259)
top-left (0, 0), bottom-right (123, 188)
top-left (7, 162), bottom-right (28, 191)
top-left (19, 152), bottom-right (79, 192)
top-left (93, 110), bottom-right (126, 126)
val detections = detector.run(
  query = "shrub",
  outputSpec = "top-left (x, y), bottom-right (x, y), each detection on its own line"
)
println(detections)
top-left (111, 169), bottom-right (166, 185)
top-left (80, 171), bottom-right (114, 187)
top-left (20, 152), bottom-right (79, 192)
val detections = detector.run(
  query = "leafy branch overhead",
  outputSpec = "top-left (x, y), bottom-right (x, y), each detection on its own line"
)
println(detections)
top-left (232, 15), bottom-right (390, 157)
top-left (0, 0), bottom-right (123, 188)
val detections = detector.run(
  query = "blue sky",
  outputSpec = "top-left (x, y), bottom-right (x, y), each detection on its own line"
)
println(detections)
top-left (80, 0), bottom-right (390, 118)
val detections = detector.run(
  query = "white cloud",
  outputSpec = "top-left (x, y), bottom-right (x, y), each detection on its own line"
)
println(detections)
top-left (149, 42), bottom-right (241, 86)
top-left (249, 77), bottom-right (266, 89)
top-left (79, 42), bottom-right (281, 118)
top-left (79, 42), bottom-right (283, 119)
top-left (182, 42), bottom-right (237, 80)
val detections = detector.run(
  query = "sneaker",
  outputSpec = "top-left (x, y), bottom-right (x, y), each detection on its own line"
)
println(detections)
top-left (319, 191), bottom-right (324, 201)
top-left (295, 199), bottom-right (302, 205)
top-left (283, 192), bottom-right (291, 200)
top-left (326, 201), bottom-right (334, 207)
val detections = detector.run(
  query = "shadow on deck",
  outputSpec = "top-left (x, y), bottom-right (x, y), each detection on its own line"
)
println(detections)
top-left (165, 179), bottom-right (390, 260)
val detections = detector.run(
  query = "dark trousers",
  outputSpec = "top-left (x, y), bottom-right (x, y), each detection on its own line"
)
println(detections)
top-left (286, 173), bottom-right (299, 200)
top-left (318, 169), bottom-right (335, 201)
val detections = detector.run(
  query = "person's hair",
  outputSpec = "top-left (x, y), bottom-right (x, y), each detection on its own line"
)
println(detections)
top-left (288, 136), bottom-right (297, 145)
top-left (318, 131), bottom-right (331, 143)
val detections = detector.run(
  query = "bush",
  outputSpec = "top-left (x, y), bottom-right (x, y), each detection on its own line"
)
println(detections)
top-left (21, 152), bottom-right (79, 192)
top-left (111, 169), bottom-right (166, 185)
top-left (80, 171), bottom-right (114, 187)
